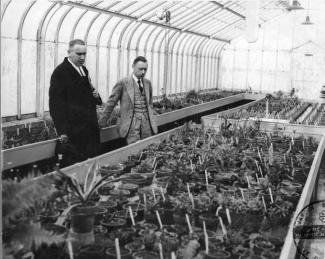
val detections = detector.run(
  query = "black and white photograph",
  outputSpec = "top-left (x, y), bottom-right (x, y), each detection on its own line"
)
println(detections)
top-left (1, 1), bottom-right (325, 258)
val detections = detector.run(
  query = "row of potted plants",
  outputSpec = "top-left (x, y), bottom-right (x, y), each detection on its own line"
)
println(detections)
top-left (2, 90), bottom-right (241, 150)
top-left (4, 120), bottom-right (318, 258)
top-left (226, 94), bottom-right (317, 124)
top-left (152, 90), bottom-right (242, 114)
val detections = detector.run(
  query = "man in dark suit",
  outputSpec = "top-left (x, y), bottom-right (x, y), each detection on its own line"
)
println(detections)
top-left (99, 56), bottom-right (157, 144)
top-left (49, 39), bottom-right (102, 164)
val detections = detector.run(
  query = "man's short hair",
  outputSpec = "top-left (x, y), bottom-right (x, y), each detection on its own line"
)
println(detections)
top-left (69, 39), bottom-right (85, 48)
top-left (133, 56), bottom-right (147, 65)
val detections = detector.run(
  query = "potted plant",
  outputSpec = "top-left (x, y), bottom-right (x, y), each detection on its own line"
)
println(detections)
top-left (132, 250), bottom-right (159, 259)
top-left (105, 247), bottom-right (132, 259)
top-left (119, 183), bottom-right (139, 197)
top-left (101, 217), bottom-right (127, 232)
top-left (124, 239), bottom-right (145, 253)
top-left (56, 162), bottom-right (124, 234)
top-left (99, 163), bottom-right (125, 177)
top-left (77, 244), bottom-right (105, 259)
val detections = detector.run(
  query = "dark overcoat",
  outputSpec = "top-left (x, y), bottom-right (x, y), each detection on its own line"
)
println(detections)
top-left (49, 57), bottom-right (102, 161)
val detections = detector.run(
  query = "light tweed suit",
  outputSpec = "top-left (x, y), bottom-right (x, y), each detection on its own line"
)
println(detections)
top-left (100, 75), bottom-right (157, 144)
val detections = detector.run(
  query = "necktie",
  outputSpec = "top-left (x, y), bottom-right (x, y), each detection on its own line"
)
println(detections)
top-left (137, 79), bottom-right (143, 93)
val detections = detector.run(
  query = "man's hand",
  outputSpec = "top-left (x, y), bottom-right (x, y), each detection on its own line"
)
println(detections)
top-left (59, 134), bottom-right (68, 144)
top-left (92, 89), bottom-right (100, 99)
top-left (98, 116), bottom-right (108, 128)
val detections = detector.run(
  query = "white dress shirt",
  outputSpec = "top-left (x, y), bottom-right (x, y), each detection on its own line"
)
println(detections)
top-left (68, 58), bottom-right (86, 76)
top-left (132, 74), bottom-right (143, 91)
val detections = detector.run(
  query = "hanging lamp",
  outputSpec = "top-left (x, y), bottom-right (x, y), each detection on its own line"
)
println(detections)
top-left (302, 0), bottom-right (313, 25)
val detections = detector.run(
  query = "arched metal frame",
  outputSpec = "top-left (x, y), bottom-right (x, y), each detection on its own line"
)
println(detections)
top-left (17, 1), bottom-right (37, 119)
top-left (36, 2), bottom-right (60, 117)
top-left (1, 0), bottom-right (285, 118)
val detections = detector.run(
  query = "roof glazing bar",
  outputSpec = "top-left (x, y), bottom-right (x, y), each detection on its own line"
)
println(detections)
top-left (211, 1), bottom-right (245, 20)
top-left (58, 1), bottom-right (230, 43)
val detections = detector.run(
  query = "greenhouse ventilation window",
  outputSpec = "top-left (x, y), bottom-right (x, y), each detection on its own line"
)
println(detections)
top-left (286, 0), bottom-right (304, 11)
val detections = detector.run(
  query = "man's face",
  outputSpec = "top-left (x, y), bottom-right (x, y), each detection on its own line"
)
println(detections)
top-left (68, 44), bottom-right (87, 67)
top-left (133, 61), bottom-right (148, 79)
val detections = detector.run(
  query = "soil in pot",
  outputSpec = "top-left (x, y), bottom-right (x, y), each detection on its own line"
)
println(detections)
top-left (280, 190), bottom-right (300, 206)
top-left (144, 208), bottom-right (164, 226)
top-left (110, 196), bottom-right (129, 210)
top-left (232, 246), bottom-right (251, 259)
top-left (98, 184), bottom-right (115, 201)
top-left (100, 217), bottom-right (126, 232)
top-left (132, 250), bottom-right (159, 259)
top-left (119, 184), bottom-right (139, 197)
top-left (114, 210), bottom-right (138, 227)
top-left (97, 200), bottom-right (117, 214)
top-left (105, 247), bottom-right (132, 259)
top-left (100, 164), bottom-right (124, 177)
top-left (160, 231), bottom-right (180, 256)
top-left (125, 239), bottom-right (145, 253)
top-left (203, 249), bottom-right (231, 259)
top-left (123, 160), bottom-right (139, 173)
top-left (138, 172), bottom-right (155, 185)
top-left (108, 227), bottom-right (137, 245)
top-left (77, 244), bottom-right (105, 259)
top-left (123, 203), bottom-right (145, 221)
top-left (109, 189), bottom-right (131, 198)
top-left (173, 208), bottom-right (190, 226)
top-left (122, 174), bottom-right (147, 187)
top-left (199, 212), bottom-right (219, 230)
top-left (253, 240), bottom-right (275, 256)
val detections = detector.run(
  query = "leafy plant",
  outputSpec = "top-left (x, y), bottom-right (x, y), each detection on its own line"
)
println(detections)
top-left (56, 162), bottom-right (122, 205)
top-left (3, 175), bottom-right (65, 258)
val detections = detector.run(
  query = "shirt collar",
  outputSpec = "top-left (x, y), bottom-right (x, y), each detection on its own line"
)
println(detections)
top-left (68, 57), bottom-right (85, 76)
top-left (132, 74), bottom-right (141, 83)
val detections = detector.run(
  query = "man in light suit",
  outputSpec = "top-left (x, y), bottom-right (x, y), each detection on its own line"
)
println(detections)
top-left (99, 56), bottom-right (157, 144)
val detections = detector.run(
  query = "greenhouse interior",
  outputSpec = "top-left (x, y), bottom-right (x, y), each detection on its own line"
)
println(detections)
top-left (1, 0), bottom-right (325, 258)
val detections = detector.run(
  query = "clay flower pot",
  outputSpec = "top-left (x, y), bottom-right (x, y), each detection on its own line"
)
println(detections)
top-left (108, 227), bottom-right (137, 246)
top-left (203, 249), bottom-right (231, 259)
top-left (109, 189), bottom-right (131, 198)
top-left (100, 164), bottom-right (124, 177)
top-left (137, 172), bottom-right (155, 185)
top-left (119, 183), bottom-right (139, 197)
top-left (281, 181), bottom-right (302, 193)
top-left (132, 250), bottom-right (159, 259)
top-left (77, 244), bottom-right (105, 259)
top-left (105, 247), bottom-right (132, 259)
top-left (97, 200), bottom-right (118, 214)
top-left (123, 203), bottom-right (145, 221)
top-left (101, 217), bottom-right (126, 232)
top-left (114, 210), bottom-right (138, 227)
top-left (124, 239), bottom-right (145, 253)
top-left (123, 160), bottom-right (139, 173)
top-left (122, 174), bottom-right (147, 187)
top-left (199, 212), bottom-right (219, 230)
top-left (70, 205), bottom-right (106, 234)
top-left (160, 231), bottom-right (179, 255)
top-left (98, 184), bottom-right (115, 201)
